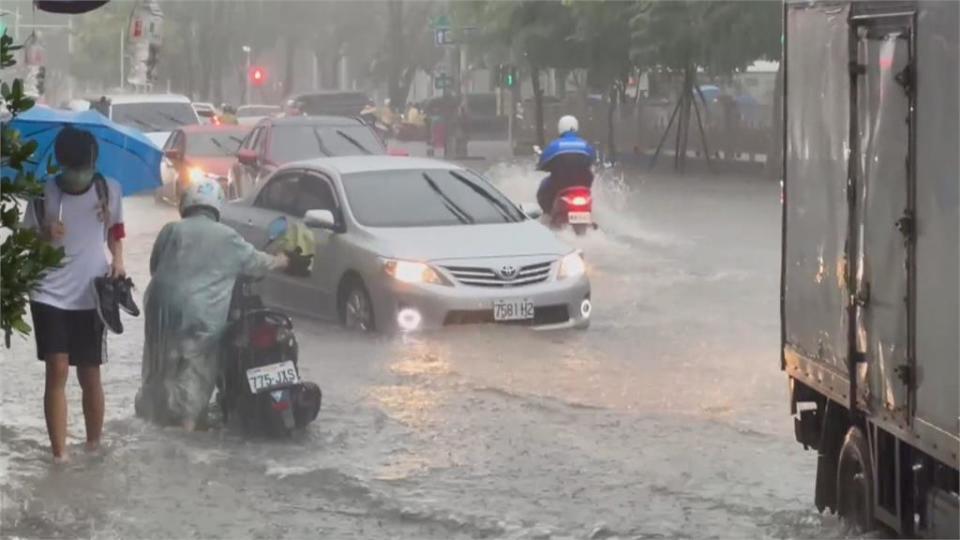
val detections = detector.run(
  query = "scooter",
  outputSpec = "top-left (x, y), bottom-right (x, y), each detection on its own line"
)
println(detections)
top-left (217, 217), bottom-right (321, 438)
top-left (534, 145), bottom-right (599, 236)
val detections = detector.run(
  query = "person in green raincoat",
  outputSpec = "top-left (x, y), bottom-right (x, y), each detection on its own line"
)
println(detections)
top-left (135, 178), bottom-right (289, 430)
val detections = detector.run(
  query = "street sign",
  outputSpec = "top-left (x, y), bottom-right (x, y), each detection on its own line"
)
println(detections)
top-left (434, 28), bottom-right (454, 47)
top-left (431, 14), bottom-right (450, 29)
top-left (434, 74), bottom-right (452, 90)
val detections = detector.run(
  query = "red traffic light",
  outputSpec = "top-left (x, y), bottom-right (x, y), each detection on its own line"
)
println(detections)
top-left (249, 66), bottom-right (266, 86)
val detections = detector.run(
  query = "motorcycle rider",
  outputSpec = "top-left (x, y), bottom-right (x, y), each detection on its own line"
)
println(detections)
top-left (136, 178), bottom-right (289, 430)
top-left (536, 115), bottom-right (597, 215)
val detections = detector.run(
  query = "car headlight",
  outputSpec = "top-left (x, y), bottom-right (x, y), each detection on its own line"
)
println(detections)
top-left (187, 167), bottom-right (220, 185)
top-left (383, 259), bottom-right (448, 285)
top-left (558, 251), bottom-right (586, 280)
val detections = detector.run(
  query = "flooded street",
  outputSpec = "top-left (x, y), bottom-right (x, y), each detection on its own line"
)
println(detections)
top-left (1, 166), bottom-right (844, 539)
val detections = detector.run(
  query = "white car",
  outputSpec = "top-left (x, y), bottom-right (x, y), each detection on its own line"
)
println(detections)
top-left (192, 102), bottom-right (219, 125)
top-left (85, 93), bottom-right (200, 147)
top-left (221, 156), bottom-right (592, 333)
top-left (236, 104), bottom-right (280, 126)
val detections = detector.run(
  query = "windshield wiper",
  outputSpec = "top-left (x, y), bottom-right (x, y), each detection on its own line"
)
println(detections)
top-left (336, 129), bottom-right (372, 155)
top-left (448, 171), bottom-right (520, 222)
top-left (422, 172), bottom-right (474, 224)
top-left (127, 118), bottom-right (160, 132)
top-left (311, 128), bottom-right (333, 157)
top-left (157, 112), bottom-right (187, 127)
top-left (208, 137), bottom-right (230, 155)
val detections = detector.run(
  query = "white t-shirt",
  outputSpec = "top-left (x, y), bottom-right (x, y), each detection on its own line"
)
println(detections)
top-left (23, 176), bottom-right (124, 310)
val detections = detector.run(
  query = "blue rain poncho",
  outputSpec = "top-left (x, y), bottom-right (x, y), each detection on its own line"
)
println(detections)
top-left (135, 214), bottom-right (278, 426)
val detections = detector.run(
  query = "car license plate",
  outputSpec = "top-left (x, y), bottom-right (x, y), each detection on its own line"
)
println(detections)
top-left (493, 299), bottom-right (535, 321)
top-left (568, 211), bottom-right (592, 224)
top-left (246, 360), bottom-right (300, 393)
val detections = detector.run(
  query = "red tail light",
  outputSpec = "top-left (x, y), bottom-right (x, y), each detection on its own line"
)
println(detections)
top-left (250, 322), bottom-right (278, 349)
top-left (271, 399), bottom-right (290, 411)
top-left (559, 188), bottom-right (592, 210)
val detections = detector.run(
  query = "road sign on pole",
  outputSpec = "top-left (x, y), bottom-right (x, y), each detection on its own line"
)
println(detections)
top-left (434, 74), bottom-right (452, 90)
top-left (434, 28), bottom-right (454, 47)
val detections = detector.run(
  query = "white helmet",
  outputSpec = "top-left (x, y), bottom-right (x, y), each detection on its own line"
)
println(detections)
top-left (179, 177), bottom-right (225, 220)
top-left (558, 115), bottom-right (579, 135)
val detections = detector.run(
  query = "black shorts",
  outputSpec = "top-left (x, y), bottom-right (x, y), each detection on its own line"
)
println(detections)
top-left (30, 302), bottom-right (105, 366)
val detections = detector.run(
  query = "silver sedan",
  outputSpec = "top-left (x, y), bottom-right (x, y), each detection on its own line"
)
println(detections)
top-left (221, 156), bottom-right (592, 332)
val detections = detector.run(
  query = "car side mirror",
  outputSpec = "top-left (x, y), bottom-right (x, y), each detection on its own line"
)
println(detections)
top-left (519, 202), bottom-right (543, 220)
top-left (387, 147), bottom-right (409, 157)
top-left (164, 148), bottom-right (182, 161)
top-left (304, 209), bottom-right (337, 230)
top-left (237, 148), bottom-right (258, 166)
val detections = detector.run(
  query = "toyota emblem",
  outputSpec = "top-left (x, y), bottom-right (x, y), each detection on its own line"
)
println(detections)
top-left (498, 265), bottom-right (519, 280)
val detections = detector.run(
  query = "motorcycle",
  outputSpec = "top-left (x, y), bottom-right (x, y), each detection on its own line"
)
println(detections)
top-left (217, 216), bottom-right (321, 438)
top-left (533, 145), bottom-right (599, 236)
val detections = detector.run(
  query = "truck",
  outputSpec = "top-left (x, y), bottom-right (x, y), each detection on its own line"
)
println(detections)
top-left (781, 1), bottom-right (958, 537)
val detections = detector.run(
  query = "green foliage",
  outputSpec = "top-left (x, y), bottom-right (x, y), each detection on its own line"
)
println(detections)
top-left (1, 32), bottom-right (65, 346)
top-left (630, 0), bottom-right (780, 75)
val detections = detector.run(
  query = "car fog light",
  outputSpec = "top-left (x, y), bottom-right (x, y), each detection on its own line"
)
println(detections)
top-left (580, 299), bottom-right (592, 319)
top-left (397, 308), bottom-right (422, 332)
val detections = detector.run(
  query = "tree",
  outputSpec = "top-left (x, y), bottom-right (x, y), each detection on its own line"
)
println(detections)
top-left (631, 0), bottom-right (780, 171)
top-left (567, 0), bottom-right (636, 157)
top-left (458, 0), bottom-right (581, 146)
top-left (1, 32), bottom-right (64, 346)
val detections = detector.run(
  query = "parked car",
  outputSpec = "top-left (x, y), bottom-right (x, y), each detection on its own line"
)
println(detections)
top-left (221, 156), bottom-right (591, 333)
top-left (283, 92), bottom-right (371, 117)
top-left (157, 124), bottom-right (251, 203)
top-left (227, 115), bottom-right (386, 199)
top-left (192, 102), bottom-right (219, 125)
top-left (86, 93), bottom-right (200, 148)
top-left (236, 104), bottom-right (280, 126)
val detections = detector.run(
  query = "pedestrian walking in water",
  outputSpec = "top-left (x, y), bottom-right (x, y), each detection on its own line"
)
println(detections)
top-left (22, 126), bottom-right (132, 463)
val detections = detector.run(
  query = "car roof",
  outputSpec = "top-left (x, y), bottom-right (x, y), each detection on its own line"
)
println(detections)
top-left (288, 155), bottom-right (463, 176)
top-left (266, 115), bottom-right (365, 126)
top-left (238, 104), bottom-right (279, 110)
top-left (179, 124), bottom-right (251, 135)
top-left (94, 94), bottom-right (192, 105)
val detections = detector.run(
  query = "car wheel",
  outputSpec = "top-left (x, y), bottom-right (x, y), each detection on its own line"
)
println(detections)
top-left (339, 278), bottom-right (375, 332)
top-left (836, 426), bottom-right (875, 533)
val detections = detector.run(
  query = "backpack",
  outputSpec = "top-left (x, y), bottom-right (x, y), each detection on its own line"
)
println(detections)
top-left (32, 172), bottom-right (110, 231)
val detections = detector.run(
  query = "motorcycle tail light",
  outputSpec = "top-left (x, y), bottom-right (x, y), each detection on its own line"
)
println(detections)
top-left (271, 398), bottom-right (290, 412)
top-left (250, 322), bottom-right (278, 350)
top-left (560, 189), bottom-right (592, 210)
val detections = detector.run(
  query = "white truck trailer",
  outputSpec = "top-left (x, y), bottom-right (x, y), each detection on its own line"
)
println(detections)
top-left (782, 1), bottom-right (958, 536)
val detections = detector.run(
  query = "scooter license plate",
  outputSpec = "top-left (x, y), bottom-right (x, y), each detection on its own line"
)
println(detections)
top-left (568, 211), bottom-right (592, 225)
top-left (246, 361), bottom-right (300, 393)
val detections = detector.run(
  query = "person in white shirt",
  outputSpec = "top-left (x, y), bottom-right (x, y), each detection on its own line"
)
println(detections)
top-left (22, 126), bottom-right (125, 463)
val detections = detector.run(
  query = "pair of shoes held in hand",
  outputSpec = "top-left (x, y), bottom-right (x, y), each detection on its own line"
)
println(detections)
top-left (94, 275), bottom-right (139, 335)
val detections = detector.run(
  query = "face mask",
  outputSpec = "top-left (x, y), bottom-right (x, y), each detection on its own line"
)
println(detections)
top-left (59, 167), bottom-right (95, 192)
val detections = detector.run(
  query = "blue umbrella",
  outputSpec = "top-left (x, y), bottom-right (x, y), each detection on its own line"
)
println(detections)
top-left (2, 106), bottom-right (162, 195)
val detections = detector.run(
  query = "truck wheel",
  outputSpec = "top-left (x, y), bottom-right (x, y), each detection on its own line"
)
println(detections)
top-left (836, 426), bottom-right (875, 533)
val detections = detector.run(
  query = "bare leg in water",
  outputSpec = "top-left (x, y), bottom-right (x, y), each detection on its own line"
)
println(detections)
top-left (44, 355), bottom-right (70, 463)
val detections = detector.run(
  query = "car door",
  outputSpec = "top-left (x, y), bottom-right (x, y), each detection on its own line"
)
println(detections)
top-left (293, 172), bottom-right (347, 320)
top-left (253, 125), bottom-right (274, 189)
top-left (159, 130), bottom-right (184, 201)
top-left (233, 126), bottom-right (263, 198)
top-left (236, 171), bottom-right (327, 318)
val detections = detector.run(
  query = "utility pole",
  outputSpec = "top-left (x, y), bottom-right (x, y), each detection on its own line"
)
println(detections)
top-left (119, 29), bottom-right (124, 90)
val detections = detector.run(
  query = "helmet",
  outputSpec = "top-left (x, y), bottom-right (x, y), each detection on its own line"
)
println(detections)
top-left (179, 177), bottom-right (225, 220)
top-left (557, 115), bottom-right (579, 135)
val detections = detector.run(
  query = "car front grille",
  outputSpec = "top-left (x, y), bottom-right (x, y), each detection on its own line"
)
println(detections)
top-left (442, 261), bottom-right (553, 288)
top-left (443, 305), bottom-right (570, 326)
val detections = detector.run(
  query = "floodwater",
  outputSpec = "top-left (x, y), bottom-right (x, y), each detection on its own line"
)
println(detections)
top-left (1, 163), bottom-right (848, 539)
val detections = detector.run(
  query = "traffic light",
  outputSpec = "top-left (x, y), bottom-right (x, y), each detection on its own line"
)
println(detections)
top-left (36, 67), bottom-right (46, 95)
top-left (249, 66), bottom-right (266, 86)
top-left (500, 65), bottom-right (517, 88)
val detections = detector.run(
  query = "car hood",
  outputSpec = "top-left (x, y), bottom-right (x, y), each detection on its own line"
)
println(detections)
top-left (185, 156), bottom-right (235, 177)
top-left (366, 220), bottom-right (572, 261)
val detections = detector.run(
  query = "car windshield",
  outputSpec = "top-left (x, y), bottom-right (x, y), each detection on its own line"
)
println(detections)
top-left (111, 102), bottom-right (198, 132)
top-left (185, 132), bottom-right (246, 157)
top-left (341, 168), bottom-right (526, 227)
top-left (269, 124), bottom-right (384, 163)
top-left (237, 106), bottom-right (278, 117)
